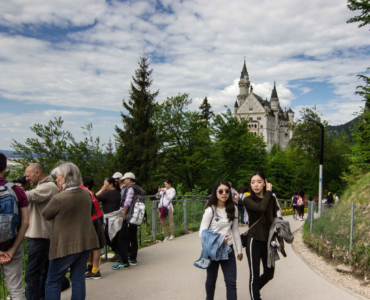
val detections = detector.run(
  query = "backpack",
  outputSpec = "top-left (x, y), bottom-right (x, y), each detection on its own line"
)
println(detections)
top-left (292, 195), bottom-right (297, 205)
top-left (237, 194), bottom-right (244, 206)
top-left (0, 182), bottom-right (20, 250)
top-left (124, 184), bottom-right (147, 226)
top-left (297, 196), bottom-right (303, 206)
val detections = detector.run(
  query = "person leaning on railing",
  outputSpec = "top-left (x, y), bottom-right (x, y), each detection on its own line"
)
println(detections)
top-left (157, 179), bottom-right (176, 242)
top-left (42, 162), bottom-right (99, 300)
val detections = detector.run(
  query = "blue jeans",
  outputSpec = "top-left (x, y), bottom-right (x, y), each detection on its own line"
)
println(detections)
top-left (45, 250), bottom-right (90, 300)
top-left (238, 205), bottom-right (244, 224)
top-left (206, 246), bottom-right (237, 300)
top-left (25, 238), bottom-right (50, 300)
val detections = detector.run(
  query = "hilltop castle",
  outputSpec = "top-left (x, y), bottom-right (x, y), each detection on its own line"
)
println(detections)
top-left (234, 60), bottom-right (295, 151)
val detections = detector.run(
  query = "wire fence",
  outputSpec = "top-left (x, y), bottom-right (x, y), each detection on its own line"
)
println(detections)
top-left (307, 201), bottom-right (370, 251)
top-left (0, 196), bottom-right (208, 300)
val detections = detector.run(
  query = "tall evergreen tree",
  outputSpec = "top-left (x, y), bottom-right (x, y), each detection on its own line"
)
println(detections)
top-left (199, 97), bottom-right (214, 122)
top-left (115, 56), bottom-right (159, 191)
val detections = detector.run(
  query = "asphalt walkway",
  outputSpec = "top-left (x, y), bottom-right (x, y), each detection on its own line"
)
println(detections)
top-left (61, 215), bottom-right (367, 300)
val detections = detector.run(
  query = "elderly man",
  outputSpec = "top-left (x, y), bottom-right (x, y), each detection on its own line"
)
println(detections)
top-left (22, 163), bottom-right (58, 300)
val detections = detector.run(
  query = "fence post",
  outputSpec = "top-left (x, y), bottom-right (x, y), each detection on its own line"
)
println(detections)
top-left (183, 200), bottom-right (188, 231)
top-left (284, 201), bottom-right (287, 215)
top-left (350, 202), bottom-right (354, 250)
top-left (310, 201), bottom-right (313, 234)
top-left (152, 200), bottom-right (157, 242)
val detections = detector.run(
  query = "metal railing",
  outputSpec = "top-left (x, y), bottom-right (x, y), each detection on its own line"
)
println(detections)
top-left (1, 196), bottom-right (208, 299)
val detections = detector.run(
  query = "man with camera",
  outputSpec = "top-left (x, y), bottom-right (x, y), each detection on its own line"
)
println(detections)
top-left (21, 163), bottom-right (58, 300)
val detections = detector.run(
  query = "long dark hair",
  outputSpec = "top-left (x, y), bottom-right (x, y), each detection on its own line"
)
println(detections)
top-left (205, 180), bottom-right (235, 222)
top-left (249, 171), bottom-right (276, 224)
top-left (108, 177), bottom-right (121, 191)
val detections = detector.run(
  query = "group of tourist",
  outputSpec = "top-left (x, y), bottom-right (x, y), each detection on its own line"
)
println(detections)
top-left (0, 152), bottom-right (179, 300)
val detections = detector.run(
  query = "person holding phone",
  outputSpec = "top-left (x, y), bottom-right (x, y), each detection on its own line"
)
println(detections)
top-left (243, 172), bottom-right (278, 300)
top-left (157, 179), bottom-right (176, 241)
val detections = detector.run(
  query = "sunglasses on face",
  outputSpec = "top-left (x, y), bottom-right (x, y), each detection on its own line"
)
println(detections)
top-left (217, 189), bottom-right (230, 195)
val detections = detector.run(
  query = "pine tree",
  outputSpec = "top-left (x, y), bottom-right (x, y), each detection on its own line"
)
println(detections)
top-left (199, 97), bottom-right (214, 122)
top-left (115, 56), bottom-right (159, 191)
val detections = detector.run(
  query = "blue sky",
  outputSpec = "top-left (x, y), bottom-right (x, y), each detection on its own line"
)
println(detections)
top-left (0, 0), bottom-right (368, 150)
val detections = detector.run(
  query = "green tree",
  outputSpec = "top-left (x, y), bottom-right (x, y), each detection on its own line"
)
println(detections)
top-left (115, 56), bottom-right (160, 192)
top-left (199, 97), bottom-right (214, 123)
top-left (212, 109), bottom-right (267, 187)
top-left (11, 117), bottom-right (73, 172)
top-left (347, 0), bottom-right (370, 28)
top-left (153, 93), bottom-right (215, 190)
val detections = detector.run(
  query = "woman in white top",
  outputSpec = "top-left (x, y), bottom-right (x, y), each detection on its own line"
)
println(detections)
top-left (199, 180), bottom-right (243, 300)
top-left (157, 179), bottom-right (176, 241)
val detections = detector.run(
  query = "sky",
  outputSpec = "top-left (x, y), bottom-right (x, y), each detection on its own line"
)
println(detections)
top-left (0, 0), bottom-right (369, 150)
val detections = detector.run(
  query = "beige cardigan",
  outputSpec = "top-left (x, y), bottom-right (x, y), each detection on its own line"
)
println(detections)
top-left (42, 188), bottom-right (99, 259)
top-left (25, 176), bottom-right (58, 239)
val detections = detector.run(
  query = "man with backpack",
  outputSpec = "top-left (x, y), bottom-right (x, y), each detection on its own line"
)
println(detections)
top-left (0, 153), bottom-right (29, 300)
top-left (112, 172), bottom-right (145, 270)
top-left (21, 163), bottom-right (58, 300)
top-left (323, 188), bottom-right (334, 208)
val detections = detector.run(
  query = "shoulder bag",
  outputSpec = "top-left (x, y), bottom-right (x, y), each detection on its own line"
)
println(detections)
top-left (240, 217), bottom-right (262, 248)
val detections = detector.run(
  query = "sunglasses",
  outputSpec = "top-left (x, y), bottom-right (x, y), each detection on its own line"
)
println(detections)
top-left (217, 189), bottom-right (230, 195)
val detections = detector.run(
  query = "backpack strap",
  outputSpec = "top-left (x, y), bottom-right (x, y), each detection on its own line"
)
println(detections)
top-left (208, 206), bottom-right (214, 230)
top-left (4, 182), bottom-right (18, 202)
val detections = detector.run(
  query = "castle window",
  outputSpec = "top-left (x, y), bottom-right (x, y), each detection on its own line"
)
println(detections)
top-left (249, 107), bottom-right (253, 111)
top-left (249, 117), bottom-right (253, 121)
top-left (257, 117), bottom-right (261, 120)
top-left (260, 125), bottom-right (263, 128)
top-left (254, 124), bottom-right (257, 128)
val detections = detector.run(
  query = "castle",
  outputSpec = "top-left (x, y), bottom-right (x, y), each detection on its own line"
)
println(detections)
top-left (234, 60), bottom-right (295, 151)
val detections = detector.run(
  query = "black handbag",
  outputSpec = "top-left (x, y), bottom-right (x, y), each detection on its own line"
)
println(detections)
top-left (240, 217), bottom-right (261, 248)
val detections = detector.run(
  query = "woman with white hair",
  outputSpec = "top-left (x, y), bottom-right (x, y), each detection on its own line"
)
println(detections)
top-left (42, 162), bottom-right (99, 300)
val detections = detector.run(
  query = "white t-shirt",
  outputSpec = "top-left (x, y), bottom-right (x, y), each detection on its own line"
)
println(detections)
top-left (199, 206), bottom-right (242, 254)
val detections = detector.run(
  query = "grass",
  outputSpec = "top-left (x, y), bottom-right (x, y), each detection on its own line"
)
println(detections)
top-left (302, 174), bottom-right (370, 275)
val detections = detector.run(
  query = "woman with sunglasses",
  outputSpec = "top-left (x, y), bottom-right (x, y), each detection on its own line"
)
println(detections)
top-left (199, 180), bottom-right (243, 300)
top-left (244, 172), bottom-right (277, 300)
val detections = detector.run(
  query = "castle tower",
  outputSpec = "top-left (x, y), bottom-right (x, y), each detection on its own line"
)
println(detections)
top-left (237, 58), bottom-right (250, 105)
top-left (288, 108), bottom-right (295, 121)
top-left (270, 81), bottom-right (279, 111)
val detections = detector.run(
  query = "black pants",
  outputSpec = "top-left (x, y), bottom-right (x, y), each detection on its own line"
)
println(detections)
top-left (25, 238), bottom-right (50, 300)
top-left (205, 246), bottom-right (237, 300)
top-left (246, 237), bottom-right (274, 300)
top-left (298, 205), bottom-right (305, 217)
top-left (117, 220), bottom-right (138, 264)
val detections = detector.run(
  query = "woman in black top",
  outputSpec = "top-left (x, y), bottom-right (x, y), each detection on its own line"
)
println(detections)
top-left (95, 178), bottom-right (121, 214)
top-left (243, 171), bottom-right (277, 300)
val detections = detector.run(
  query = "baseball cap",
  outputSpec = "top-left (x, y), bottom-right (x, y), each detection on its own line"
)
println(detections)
top-left (112, 172), bottom-right (123, 179)
top-left (121, 172), bottom-right (135, 180)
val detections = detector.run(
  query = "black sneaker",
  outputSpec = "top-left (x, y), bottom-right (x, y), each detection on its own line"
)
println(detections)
top-left (85, 271), bottom-right (101, 280)
top-left (85, 264), bottom-right (92, 274)
top-left (129, 259), bottom-right (138, 266)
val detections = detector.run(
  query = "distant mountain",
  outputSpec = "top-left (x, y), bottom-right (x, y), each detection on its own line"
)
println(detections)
top-left (0, 150), bottom-right (23, 159)
top-left (327, 117), bottom-right (359, 141)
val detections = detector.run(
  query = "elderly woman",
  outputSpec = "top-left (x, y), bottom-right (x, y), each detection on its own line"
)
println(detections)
top-left (42, 163), bottom-right (99, 300)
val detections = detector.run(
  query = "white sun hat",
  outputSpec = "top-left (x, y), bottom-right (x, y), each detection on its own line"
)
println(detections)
top-left (112, 172), bottom-right (123, 179)
top-left (121, 172), bottom-right (135, 180)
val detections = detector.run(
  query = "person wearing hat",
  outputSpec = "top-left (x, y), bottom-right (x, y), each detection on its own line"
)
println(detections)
top-left (112, 172), bottom-right (125, 197)
top-left (112, 172), bottom-right (145, 270)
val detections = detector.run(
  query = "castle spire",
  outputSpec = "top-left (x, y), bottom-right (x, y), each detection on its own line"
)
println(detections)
top-left (240, 58), bottom-right (249, 79)
top-left (271, 81), bottom-right (278, 99)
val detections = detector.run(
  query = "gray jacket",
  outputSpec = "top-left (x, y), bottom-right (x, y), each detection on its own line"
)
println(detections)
top-left (267, 218), bottom-right (294, 268)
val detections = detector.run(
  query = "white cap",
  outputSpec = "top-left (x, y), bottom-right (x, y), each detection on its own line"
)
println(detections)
top-left (121, 172), bottom-right (135, 180)
top-left (112, 172), bottom-right (123, 179)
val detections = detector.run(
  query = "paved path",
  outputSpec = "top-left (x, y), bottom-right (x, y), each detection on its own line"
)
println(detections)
top-left (62, 215), bottom-right (367, 300)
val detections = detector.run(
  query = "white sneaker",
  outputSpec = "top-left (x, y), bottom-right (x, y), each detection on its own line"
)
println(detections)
top-left (169, 235), bottom-right (175, 241)
top-left (163, 236), bottom-right (169, 242)
top-left (300, 218), bottom-right (303, 221)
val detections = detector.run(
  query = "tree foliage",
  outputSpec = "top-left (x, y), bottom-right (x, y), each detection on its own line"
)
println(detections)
top-left (347, 0), bottom-right (370, 28)
top-left (115, 56), bottom-right (160, 191)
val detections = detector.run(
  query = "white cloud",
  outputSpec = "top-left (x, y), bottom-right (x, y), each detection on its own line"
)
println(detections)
top-left (0, 0), bottom-right (369, 147)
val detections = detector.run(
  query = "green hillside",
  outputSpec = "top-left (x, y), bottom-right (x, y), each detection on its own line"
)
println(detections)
top-left (327, 117), bottom-right (359, 141)
top-left (340, 172), bottom-right (370, 206)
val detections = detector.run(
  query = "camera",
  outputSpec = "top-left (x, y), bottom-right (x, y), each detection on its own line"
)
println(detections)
top-left (13, 175), bottom-right (28, 185)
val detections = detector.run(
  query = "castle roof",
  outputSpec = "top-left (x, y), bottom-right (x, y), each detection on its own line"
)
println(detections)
top-left (234, 100), bottom-right (239, 108)
top-left (253, 93), bottom-right (270, 108)
top-left (240, 60), bottom-right (249, 79)
top-left (287, 108), bottom-right (294, 113)
top-left (271, 81), bottom-right (278, 99)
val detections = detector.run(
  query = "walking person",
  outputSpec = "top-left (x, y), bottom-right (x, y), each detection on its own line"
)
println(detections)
top-left (80, 177), bottom-right (104, 280)
top-left (199, 180), bottom-right (242, 300)
top-left (0, 153), bottom-right (29, 300)
top-left (157, 179), bottom-right (176, 241)
top-left (290, 191), bottom-right (298, 220)
top-left (243, 172), bottom-right (278, 300)
top-left (297, 190), bottom-right (306, 221)
top-left (21, 163), bottom-right (58, 300)
top-left (237, 186), bottom-right (246, 227)
top-left (42, 163), bottom-right (99, 300)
